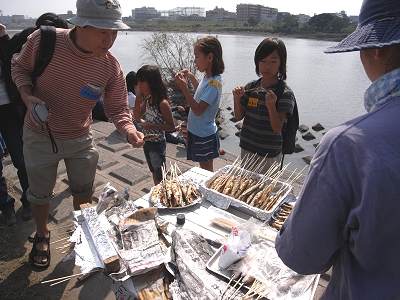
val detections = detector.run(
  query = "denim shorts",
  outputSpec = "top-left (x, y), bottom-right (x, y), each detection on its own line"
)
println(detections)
top-left (186, 131), bottom-right (220, 163)
top-left (143, 140), bottom-right (166, 182)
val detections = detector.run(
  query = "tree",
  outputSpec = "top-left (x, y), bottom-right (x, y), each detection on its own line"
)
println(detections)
top-left (140, 31), bottom-right (198, 97)
top-left (135, 19), bottom-right (148, 25)
top-left (308, 13), bottom-right (334, 31)
top-left (329, 15), bottom-right (350, 33)
top-left (282, 14), bottom-right (299, 29)
top-left (248, 16), bottom-right (259, 27)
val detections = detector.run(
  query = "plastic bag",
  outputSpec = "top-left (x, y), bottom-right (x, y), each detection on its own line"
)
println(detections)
top-left (96, 183), bottom-right (131, 215)
top-left (218, 218), bottom-right (255, 269)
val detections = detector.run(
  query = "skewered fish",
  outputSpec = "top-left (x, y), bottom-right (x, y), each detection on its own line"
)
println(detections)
top-left (150, 163), bottom-right (201, 208)
top-left (244, 86), bottom-right (270, 94)
top-left (143, 134), bottom-right (159, 141)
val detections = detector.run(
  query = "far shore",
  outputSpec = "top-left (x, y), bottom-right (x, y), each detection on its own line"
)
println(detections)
top-left (4, 23), bottom-right (348, 42)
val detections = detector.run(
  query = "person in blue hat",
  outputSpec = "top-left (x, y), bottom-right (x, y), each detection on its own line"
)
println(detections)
top-left (275, 0), bottom-right (400, 298)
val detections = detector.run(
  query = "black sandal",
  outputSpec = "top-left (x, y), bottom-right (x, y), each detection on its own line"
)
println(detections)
top-left (28, 232), bottom-right (51, 269)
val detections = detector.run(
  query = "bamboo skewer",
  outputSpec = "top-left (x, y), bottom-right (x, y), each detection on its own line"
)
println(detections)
top-left (49, 224), bottom-right (74, 231)
top-left (243, 279), bottom-right (265, 300)
top-left (49, 277), bottom-right (70, 286)
top-left (208, 154), bottom-right (300, 216)
top-left (50, 230), bottom-right (74, 240)
top-left (218, 275), bottom-right (235, 300)
top-left (41, 269), bottom-right (99, 284)
top-left (223, 276), bottom-right (243, 300)
top-left (226, 281), bottom-right (244, 300)
top-left (50, 236), bottom-right (71, 245)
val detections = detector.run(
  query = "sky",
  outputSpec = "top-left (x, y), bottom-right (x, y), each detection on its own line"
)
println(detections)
top-left (1, 0), bottom-right (364, 19)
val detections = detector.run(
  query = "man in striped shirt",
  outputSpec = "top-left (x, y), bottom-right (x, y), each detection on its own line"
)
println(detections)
top-left (11, 0), bottom-right (144, 269)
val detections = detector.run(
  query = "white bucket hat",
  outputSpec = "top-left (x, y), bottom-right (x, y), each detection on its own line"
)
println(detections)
top-left (68, 0), bottom-right (130, 30)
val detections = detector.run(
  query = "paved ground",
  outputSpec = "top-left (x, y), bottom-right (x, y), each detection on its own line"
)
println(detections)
top-left (0, 120), bottom-right (328, 299)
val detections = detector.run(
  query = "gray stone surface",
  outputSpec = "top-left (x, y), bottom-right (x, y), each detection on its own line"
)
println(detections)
top-left (109, 164), bottom-right (150, 186)
top-left (122, 149), bottom-right (147, 165)
top-left (97, 138), bottom-right (131, 153)
top-left (219, 131), bottom-right (230, 140)
top-left (97, 157), bottom-right (119, 171)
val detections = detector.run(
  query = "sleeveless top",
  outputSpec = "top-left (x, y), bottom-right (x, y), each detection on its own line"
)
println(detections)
top-left (144, 99), bottom-right (166, 143)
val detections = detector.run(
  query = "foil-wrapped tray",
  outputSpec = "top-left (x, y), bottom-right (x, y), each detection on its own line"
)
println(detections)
top-left (199, 165), bottom-right (293, 221)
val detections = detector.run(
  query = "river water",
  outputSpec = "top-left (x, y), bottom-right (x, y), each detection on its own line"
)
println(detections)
top-left (113, 31), bottom-right (370, 171)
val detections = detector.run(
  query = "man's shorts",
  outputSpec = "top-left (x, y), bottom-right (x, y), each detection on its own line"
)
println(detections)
top-left (143, 140), bottom-right (166, 182)
top-left (23, 127), bottom-right (99, 205)
top-left (186, 131), bottom-right (220, 163)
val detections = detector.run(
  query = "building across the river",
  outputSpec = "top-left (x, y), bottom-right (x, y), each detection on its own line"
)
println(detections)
top-left (236, 3), bottom-right (278, 22)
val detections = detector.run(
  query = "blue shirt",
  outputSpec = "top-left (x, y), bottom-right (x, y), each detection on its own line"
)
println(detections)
top-left (187, 75), bottom-right (222, 137)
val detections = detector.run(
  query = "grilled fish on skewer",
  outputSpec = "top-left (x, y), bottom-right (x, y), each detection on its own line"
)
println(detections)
top-left (228, 174), bottom-right (243, 197)
top-left (248, 188), bottom-right (264, 206)
top-left (210, 173), bottom-right (229, 190)
top-left (171, 179), bottom-right (183, 206)
top-left (234, 177), bottom-right (252, 198)
top-left (238, 182), bottom-right (261, 201)
top-left (164, 180), bottom-right (173, 204)
top-left (150, 184), bottom-right (160, 203)
top-left (244, 86), bottom-right (269, 94)
top-left (143, 133), bottom-right (159, 141)
top-left (222, 175), bottom-right (236, 195)
top-left (159, 185), bottom-right (168, 207)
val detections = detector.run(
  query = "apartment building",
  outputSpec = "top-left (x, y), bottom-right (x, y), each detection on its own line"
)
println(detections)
top-left (236, 3), bottom-right (278, 22)
top-left (132, 7), bottom-right (161, 21)
top-left (206, 6), bottom-right (236, 21)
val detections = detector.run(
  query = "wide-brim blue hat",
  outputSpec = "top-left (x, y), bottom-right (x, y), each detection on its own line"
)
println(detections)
top-left (68, 0), bottom-right (130, 30)
top-left (325, 0), bottom-right (400, 53)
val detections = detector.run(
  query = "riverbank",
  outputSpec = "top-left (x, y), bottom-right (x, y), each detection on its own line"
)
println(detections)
top-left (4, 20), bottom-right (355, 42)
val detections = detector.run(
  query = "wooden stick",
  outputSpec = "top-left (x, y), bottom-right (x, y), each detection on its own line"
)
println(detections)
top-left (42, 269), bottom-right (99, 285)
top-left (49, 224), bottom-right (74, 231)
top-left (42, 272), bottom-right (86, 284)
top-left (51, 229), bottom-right (74, 239)
top-left (49, 277), bottom-right (71, 287)
top-left (50, 236), bottom-right (71, 245)
top-left (223, 276), bottom-right (242, 300)
top-left (218, 275), bottom-right (235, 300)
top-left (227, 282), bottom-right (244, 300)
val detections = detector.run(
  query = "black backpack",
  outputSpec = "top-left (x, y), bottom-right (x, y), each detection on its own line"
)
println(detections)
top-left (275, 80), bottom-right (299, 155)
top-left (2, 25), bottom-right (56, 118)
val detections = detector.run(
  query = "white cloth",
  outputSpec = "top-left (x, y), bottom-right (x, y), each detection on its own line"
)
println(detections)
top-left (0, 77), bottom-right (11, 106)
top-left (127, 91), bottom-right (136, 109)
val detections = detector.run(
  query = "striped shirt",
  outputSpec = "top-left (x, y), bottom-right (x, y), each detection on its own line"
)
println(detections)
top-left (239, 79), bottom-right (295, 157)
top-left (11, 28), bottom-right (135, 140)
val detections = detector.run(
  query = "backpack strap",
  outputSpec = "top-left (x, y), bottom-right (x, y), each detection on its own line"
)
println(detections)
top-left (274, 80), bottom-right (288, 170)
top-left (274, 80), bottom-right (286, 100)
top-left (31, 25), bottom-right (56, 85)
top-left (246, 78), bottom-right (262, 93)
